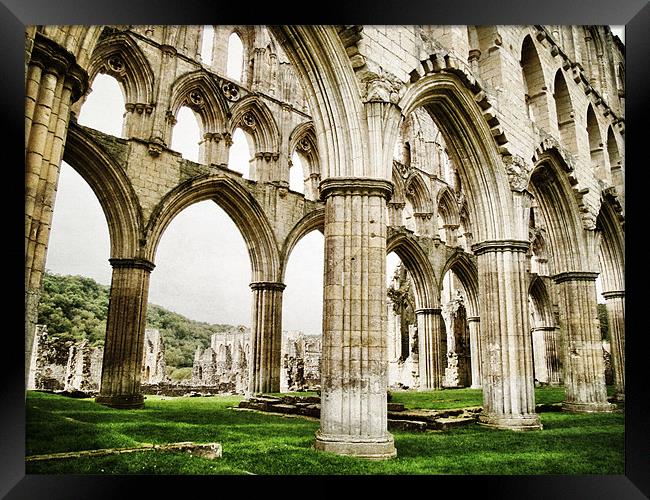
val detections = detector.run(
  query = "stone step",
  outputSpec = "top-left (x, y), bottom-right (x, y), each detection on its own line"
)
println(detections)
top-left (387, 402), bottom-right (405, 412)
top-left (388, 419), bottom-right (428, 432)
top-left (433, 416), bottom-right (477, 431)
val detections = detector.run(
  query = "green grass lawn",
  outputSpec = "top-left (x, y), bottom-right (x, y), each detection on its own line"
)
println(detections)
top-left (25, 387), bottom-right (624, 475)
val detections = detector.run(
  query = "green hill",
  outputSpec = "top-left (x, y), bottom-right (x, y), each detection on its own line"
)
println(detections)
top-left (37, 272), bottom-right (238, 372)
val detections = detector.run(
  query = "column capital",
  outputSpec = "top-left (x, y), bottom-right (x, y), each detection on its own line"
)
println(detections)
top-left (319, 177), bottom-right (393, 202)
top-left (532, 326), bottom-right (557, 332)
top-left (415, 307), bottom-right (441, 315)
top-left (30, 32), bottom-right (89, 102)
top-left (249, 281), bottom-right (286, 292)
top-left (471, 239), bottom-right (530, 255)
top-left (109, 257), bottom-right (156, 272)
top-left (552, 271), bottom-right (599, 284)
top-left (602, 290), bottom-right (625, 299)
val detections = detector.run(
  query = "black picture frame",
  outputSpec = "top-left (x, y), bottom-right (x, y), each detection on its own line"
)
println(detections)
top-left (6, 0), bottom-right (648, 497)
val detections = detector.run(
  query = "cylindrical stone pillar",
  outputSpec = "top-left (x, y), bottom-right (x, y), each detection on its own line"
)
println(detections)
top-left (602, 290), bottom-right (625, 401)
top-left (468, 316), bottom-right (482, 389)
top-left (248, 281), bottom-right (286, 395)
top-left (472, 240), bottom-right (542, 430)
top-left (96, 258), bottom-right (155, 409)
top-left (314, 177), bottom-right (396, 459)
top-left (415, 308), bottom-right (445, 389)
top-left (25, 33), bottom-right (87, 388)
top-left (553, 272), bottom-right (614, 412)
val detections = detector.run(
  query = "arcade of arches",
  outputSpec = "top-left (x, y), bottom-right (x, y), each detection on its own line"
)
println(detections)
top-left (25, 25), bottom-right (625, 460)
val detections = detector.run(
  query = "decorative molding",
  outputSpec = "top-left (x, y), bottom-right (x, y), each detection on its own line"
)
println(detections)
top-left (471, 239), bottom-right (530, 255)
top-left (551, 271), bottom-right (599, 283)
top-left (109, 258), bottom-right (156, 272)
top-left (319, 177), bottom-right (393, 202)
top-left (249, 281), bottom-right (286, 292)
top-left (502, 154), bottom-right (534, 192)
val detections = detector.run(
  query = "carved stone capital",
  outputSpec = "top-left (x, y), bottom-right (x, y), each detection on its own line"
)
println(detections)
top-left (319, 177), bottom-right (394, 202)
top-left (471, 239), bottom-right (530, 255)
top-left (249, 281), bottom-right (286, 292)
top-left (415, 308), bottom-right (442, 315)
top-left (360, 70), bottom-right (403, 104)
top-left (551, 271), bottom-right (599, 284)
top-left (30, 32), bottom-right (89, 102)
top-left (503, 154), bottom-right (534, 192)
top-left (601, 290), bottom-right (625, 299)
top-left (109, 257), bottom-right (156, 272)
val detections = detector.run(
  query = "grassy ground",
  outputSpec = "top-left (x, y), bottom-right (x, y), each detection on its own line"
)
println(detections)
top-left (25, 387), bottom-right (624, 475)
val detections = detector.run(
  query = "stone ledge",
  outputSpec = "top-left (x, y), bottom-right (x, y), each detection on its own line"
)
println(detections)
top-left (26, 442), bottom-right (222, 462)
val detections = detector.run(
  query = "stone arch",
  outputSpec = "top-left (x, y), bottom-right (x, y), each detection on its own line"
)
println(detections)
top-left (437, 186), bottom-right (460, 226)
top-left (439, 251), bottom-right (479, 317)
top-left (606, 126), bottom-right (624, 193)
top-left (596, 195), bottom-right (624, 293)
top-left (400, 72), bottom-right (514, 243)
top-left (288, 121), bottom-right (321, 199)
top-left (521, 34), bottom-right (551, 130)
top-left (168, 70), bottom-right (229, 138)
top-left (62, 123), bottom-right (143, 259)
top-left (528, 148), bottom-right (593, 274)
top-left (387, 232), bottom-right (439, 310)
top-left (553, 69), bottom-right (578, 155)
top-left (228, 95), bottom-right (281, 154)
top-left (86, 32), bottom-right (155, 107)
top-left (586, 104), bottom-right (608, 184)
top-left (144, 175), bottom-right (280, 282)
top-left (404, 171), bottom-right (433, 214)
top-left (280, 208), bottom-right (325, 282)
top-left (267, 26), bottom-right (367, 179)
top-left (528, 275), bottom-right (554, 326)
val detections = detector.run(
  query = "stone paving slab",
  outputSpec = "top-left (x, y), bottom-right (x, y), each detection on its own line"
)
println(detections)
top-left (26, 442), bottom-right (222, 462)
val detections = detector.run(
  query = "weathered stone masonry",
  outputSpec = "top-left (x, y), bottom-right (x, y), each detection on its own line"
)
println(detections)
top-left (26, 25), bottom-right (624, 459)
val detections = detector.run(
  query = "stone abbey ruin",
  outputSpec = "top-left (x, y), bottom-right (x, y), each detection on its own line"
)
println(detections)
top-left (25, 25), bottom-right (625, 459)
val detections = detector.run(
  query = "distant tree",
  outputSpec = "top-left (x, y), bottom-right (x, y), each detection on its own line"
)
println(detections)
top-left (38, 272), bottom-right (239, 370)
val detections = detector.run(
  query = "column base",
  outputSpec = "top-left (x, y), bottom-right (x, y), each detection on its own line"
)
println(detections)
top-left (95, 394), bottom-right (145, 409)
top-left (470, 384), bottom-right (482, 389)
top-left (314, 431), bottom-right (397, 460)
top-left (478, 413), bottom-right (543, 431)
top-left (562, 401), bottom-right (616, 413)
top-left (612, 392), bottom-right (625, 403)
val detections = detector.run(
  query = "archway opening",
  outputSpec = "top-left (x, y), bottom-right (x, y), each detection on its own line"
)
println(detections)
top-left (77, 73), bottom-right (125, 137)
top-left (227, 32), bottom-right (244, 81)
top-left (281, 230), bottom-right (324, 392)
top-left (289, 151), bottom-right (305, 194)
top-left (200, 25), bottom-right (214, 66)
top-left (386, 252), bottom-right (418, 390)
top-left (171, 106), bottom-right (201, 162)
top-left (440, 268), bottom-right (471, 388)
top-left (149, 200), bottom-right (251, 389)
top-left (29, 161), bottom-right (112, 392)
top-left (229, 128), bottom-right (252, 179)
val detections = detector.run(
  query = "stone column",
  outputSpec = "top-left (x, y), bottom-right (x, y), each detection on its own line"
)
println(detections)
top-left (468, 316), bottom-right (482, 389)
top-left (415, 308), bottom-right (445, 389)
top-left (532, 326), bottom-right (562, 385)
top-left (248, 281), bottom-right (286, 395)
top-left (553, 272), bottom-right (614, 412)
top-left (314, 177), bottom-right (396, 459)
top-left (472, 240), bottom-right (542, 430)
top-left (443, 224), bottom-right (460, 247)
top-left (25, 33), bottom-right (88, 387)
top-left (602, 290), bottom-right (625, 401)
top-left (96, 258), bottom-right (155, 409)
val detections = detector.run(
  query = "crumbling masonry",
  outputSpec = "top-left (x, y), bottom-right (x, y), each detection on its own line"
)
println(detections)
top-left (26, 25), bottom-right (625, 459)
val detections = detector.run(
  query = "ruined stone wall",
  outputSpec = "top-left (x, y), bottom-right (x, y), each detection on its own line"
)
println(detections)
top-left (141, 328), bottom-right (168, 384)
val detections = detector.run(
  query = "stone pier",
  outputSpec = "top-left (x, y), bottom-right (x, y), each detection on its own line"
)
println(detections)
top-left (314, 178), bottom-right (396, 459)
